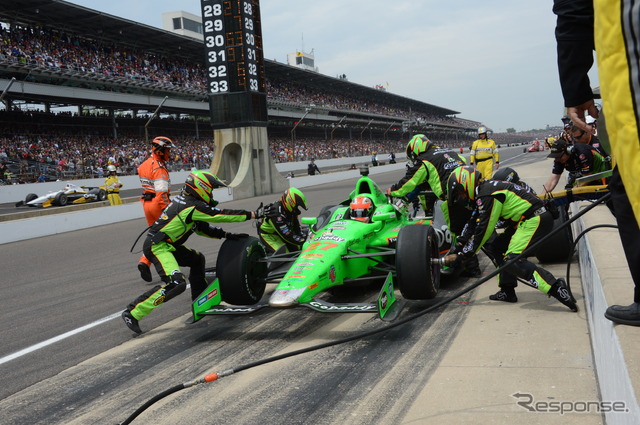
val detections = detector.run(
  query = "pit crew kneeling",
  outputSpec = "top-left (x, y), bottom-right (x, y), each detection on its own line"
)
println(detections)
top-left (122, 171), bottom-right (263, 334)
top-left (443, 166), bottom-right (578, 312)
top-left (258, 188), bottom-right (308, 254)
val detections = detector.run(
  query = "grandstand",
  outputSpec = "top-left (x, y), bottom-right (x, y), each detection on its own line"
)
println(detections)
top-left (0, 0), bottom-right (486, 183)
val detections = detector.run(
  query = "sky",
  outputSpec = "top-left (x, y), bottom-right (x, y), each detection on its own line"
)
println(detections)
top-left (67, 0), bottom-right (599, 133)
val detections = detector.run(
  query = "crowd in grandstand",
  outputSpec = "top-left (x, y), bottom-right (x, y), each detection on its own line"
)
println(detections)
top-left (1, 22), bottom-right (466, 126)
top-left (0, 22), bottom-right (555, 185)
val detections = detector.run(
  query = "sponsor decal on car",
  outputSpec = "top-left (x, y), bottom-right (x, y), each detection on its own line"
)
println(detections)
top-left (197, 288), bottom-right (219, 306)
top-left (329, 265), bottom-right (336, 283)
top-left (314, 234), bottom-right (346, 242)
top-left (307, 301), bottom-right (377, 311)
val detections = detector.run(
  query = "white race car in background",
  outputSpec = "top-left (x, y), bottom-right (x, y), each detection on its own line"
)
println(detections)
top-left (15, 183), bottom-right (108, 208)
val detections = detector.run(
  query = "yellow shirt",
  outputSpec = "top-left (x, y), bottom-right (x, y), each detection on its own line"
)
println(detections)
top-left (105, 175), bottom-right (122, 193)
top-left (470, 138), bottom-right (499, 164)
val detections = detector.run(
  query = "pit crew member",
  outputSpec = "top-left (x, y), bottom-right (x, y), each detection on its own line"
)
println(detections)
top-left (258, 188), bottom-right (309, 254)
top-left (444, 166), bottom-right (578, 312)
top-left (542, 138), bottom-right (610, 192)
top-left (121, 171), bottom-right (263, 334)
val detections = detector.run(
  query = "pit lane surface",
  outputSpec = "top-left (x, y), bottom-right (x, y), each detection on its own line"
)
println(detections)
top-left (0, 150), bottom-right (539, 424)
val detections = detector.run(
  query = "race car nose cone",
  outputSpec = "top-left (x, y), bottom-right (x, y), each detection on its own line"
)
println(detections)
top-left (269, 288), bottom-right (304, 308)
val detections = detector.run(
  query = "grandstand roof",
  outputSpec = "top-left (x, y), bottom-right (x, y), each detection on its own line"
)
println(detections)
top-left (0, 0), bottom-right (460, 117)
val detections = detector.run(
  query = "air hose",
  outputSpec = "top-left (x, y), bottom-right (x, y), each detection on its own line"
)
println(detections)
top-left (565, 224), bottom-right (618, 288)
top-left (120, 192), bottom-right (611, 425)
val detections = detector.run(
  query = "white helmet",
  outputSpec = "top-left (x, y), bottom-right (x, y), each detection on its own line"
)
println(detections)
top-left (107, 165), bottom-right (117, 173)
top-left (478, 126), bottom-right (488, 135)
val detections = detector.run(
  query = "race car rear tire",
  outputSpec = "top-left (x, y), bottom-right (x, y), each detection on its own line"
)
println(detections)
top-left (396, 224), bottom-right (440, 299)
top-left (217, 236), bottom-right (268, 305)
top-left (97, 188), bottom-right (107, 201)
top-left (54, 192), bottom-right (68, 206)
top-left (25, 193), bottom-right (37, 203)
top-left (535, 207), bottom-right (573, 263)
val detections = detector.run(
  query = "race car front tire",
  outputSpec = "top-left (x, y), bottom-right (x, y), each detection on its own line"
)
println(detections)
top-left (217, 236), bottom-right (268, 305)
top-left (54, 192), bottom-right (68, 206)
top-left (396, 224), bottom-right (440, 299)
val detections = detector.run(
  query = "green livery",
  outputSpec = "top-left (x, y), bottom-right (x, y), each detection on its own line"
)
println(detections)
top-left (192, 171), bottom-right (443, 322)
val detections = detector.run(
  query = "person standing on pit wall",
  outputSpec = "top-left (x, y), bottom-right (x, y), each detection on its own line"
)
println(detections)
top-left (470, 126), bottom-right (500, 179)
top-left (104, 164), bottom-right (123, 206)
top-left (307, 158), bottom-right (321, 176)
top-left (136, 136), bottom-right (174, 283)
top-left (554, 0), bottom-right (640, 326)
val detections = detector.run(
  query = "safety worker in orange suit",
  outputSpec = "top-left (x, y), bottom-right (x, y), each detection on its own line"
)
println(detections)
top-left (104, 164), bottom-right (123, 205)
top-left (137, 136), bottom-right (174, 282)
top-left (470, 126), bottom-right (500, 179)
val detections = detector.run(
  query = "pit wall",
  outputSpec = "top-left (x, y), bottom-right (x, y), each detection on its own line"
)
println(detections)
top-left (0, 159), bottom-right (405, 245)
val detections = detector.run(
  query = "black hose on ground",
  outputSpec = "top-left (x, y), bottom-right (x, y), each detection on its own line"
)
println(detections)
top-left (120, 192), bottom-right (611, 424)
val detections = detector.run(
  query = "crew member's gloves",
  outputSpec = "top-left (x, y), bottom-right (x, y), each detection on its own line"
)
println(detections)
top-left (443, 253), bottom-right (463, 268)
top-left (226, 233), bottom-right (249, 240)
top-left (263, 202), bottom-right (276, 217)
top-left (254, 202), bottom-right (265, 219)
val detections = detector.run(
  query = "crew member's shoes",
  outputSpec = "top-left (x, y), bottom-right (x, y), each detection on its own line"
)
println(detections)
top-left (604, 302), bottom-right (640, 326)
top-left (489, 289), bottom-right (518, 303)
top-left (138, 262), bottom-right (152, 282)
top-left (548, 279), bottom-right (578, 312)
top-left (122, 310), bottom-right (142, 334)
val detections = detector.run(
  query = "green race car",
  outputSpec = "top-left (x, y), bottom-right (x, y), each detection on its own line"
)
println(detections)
top-left (192, 170), bottom-right (446, 322)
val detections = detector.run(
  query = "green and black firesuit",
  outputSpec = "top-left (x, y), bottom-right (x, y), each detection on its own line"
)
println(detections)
top-left (258, 201), bottom-right (307, 253)
top-left (390, 146), bottom-right (465, 226)
top-left (454, 180), bottom-right (577, 311)
top-left (124, 194), bottom-right (253, 324)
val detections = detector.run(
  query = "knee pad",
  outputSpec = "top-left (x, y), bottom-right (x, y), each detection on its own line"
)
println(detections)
top-left (163, 272), bottom-right (187, 302)
top-left (503, 253), bottom-right (534, 276)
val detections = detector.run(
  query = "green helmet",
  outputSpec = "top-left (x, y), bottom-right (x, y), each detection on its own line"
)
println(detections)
top-left (447, 166), bottom-right (483, 210)
top-left (183, 171), bottom-right (227, 206)
top-left (281, 187), bottom-right (307, 214)
top-left (405, 134), bottom-right (432, 161)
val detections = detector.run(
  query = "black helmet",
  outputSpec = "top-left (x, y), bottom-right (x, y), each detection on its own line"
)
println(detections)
top-left (492, 167), bottom-right (520, 184)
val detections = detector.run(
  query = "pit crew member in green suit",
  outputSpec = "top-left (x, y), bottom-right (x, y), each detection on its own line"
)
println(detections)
top-left (122, 171), bottom-right (263, 334)
top-left (258, 187), bottom-right (308, 254)
top-left (387, 134), bottom-right (479, 276)
top-left (444, 166), bottom-right (578, 312)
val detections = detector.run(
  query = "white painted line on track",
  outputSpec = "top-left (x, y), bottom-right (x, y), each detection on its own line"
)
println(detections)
top-left (0, 311), bottom-right (122, 366)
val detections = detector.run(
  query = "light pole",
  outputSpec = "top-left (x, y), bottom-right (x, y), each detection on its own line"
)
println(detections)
top-left (290, 106), bottom-right (312, 161)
